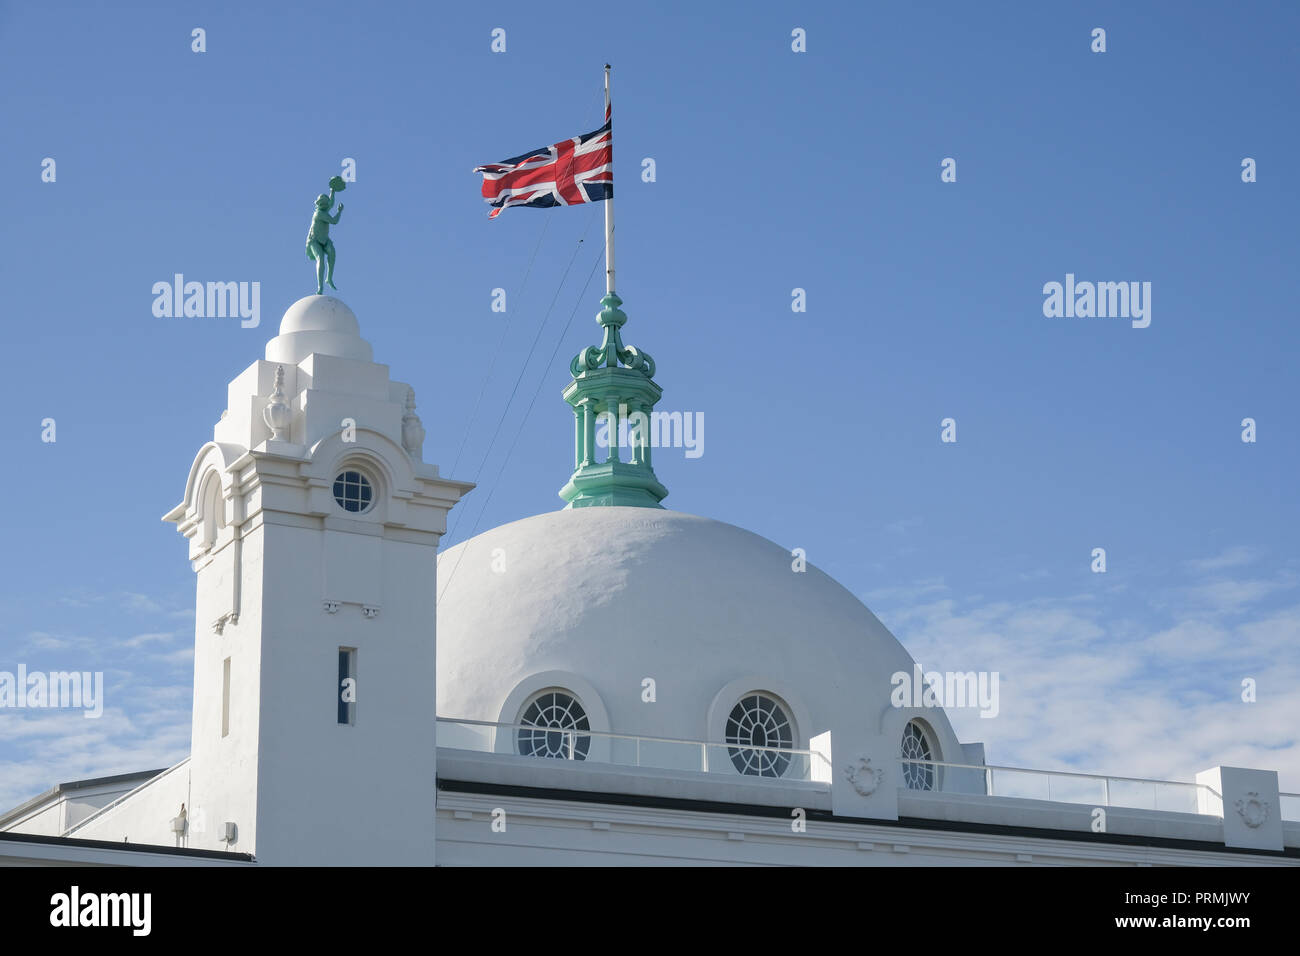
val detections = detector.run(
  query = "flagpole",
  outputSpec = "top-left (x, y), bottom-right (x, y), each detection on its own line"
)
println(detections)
top-left (604, 63), bottom-right (615, 295)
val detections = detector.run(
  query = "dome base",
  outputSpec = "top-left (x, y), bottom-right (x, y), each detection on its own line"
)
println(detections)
top-left (559, 461), bottom-right (668, 509)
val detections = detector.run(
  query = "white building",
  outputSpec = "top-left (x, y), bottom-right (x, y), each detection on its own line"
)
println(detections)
top-left (3, 294), bottom-right (1297, 866)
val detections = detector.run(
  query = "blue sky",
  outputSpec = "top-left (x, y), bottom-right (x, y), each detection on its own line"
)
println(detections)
top-left (1, 0), bottom-right (1297, 809)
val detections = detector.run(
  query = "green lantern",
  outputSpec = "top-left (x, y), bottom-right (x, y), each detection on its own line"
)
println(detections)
top-left (559, 292), bottom-right (669, 509)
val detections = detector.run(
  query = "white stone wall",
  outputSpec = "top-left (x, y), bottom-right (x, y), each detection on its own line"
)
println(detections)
top-left (71, 763), bottom-right (191, 848)
top-left (435, 789), bottom-right (1300, 867)
top-left (158, 296), bottom-right (467, 864)
top-left (2, 801), bottom-right (64, 837)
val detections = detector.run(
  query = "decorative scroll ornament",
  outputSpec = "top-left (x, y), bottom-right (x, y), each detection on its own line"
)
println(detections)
top-left (570, 292), bottom-right (656, 378)
top-left (843, 756), bottom-right (887, 797)
top-left (1235, 792), bottom-right (1270, 829)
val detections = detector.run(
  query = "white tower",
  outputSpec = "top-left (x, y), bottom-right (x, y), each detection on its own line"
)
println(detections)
top-left (164, 295), bottom-right (471, 864)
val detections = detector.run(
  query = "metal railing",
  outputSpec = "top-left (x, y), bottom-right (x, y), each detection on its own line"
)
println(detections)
top-left (439, 718), bottom-right (1242, 818)
top-left (62, 757), bottom-right (190, 837)
top-left (437, 716), bottom-right (832, 783)
top-left (902, 757), bottom-right (1223, 816)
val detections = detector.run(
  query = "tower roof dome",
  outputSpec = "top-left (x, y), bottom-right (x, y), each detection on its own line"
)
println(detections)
top-left (266, 294), bottom-right (373, 364)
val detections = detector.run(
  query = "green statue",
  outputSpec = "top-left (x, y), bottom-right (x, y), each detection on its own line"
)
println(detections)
top-left (306, 176), bottom-right (347, 294)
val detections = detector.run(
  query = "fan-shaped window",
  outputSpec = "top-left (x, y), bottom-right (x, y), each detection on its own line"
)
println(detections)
top-left (332, 469), bottom-right (373, 513)
top-left (901, 720), bottom-right (935, 791)
top-left (516, 690), bottom-right (591, 761)
top-left (725, 693), bottom-right (794, 777)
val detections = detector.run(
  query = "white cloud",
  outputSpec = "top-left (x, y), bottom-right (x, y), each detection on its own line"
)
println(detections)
top-left (1188, 575), bottom-right (1295, 615)
top-left (22, 632), bottom-right (74, 651)
top-left (53, 590), bottom-right (186, 618)
top-left (0, 706), bottom-right (190, 814)
top-left (883, 517), bottom-right (923, 535)
top-left (862, 578), bottom-right (948, 605)
top-left (118, 632), bottom-right (176, 649)
top-left (1185, 546), bottom-right (1259, 574)
top-left (120, 592), bottom-right (165, 614)
top-left (880, 582), bottom-right (1300, 793)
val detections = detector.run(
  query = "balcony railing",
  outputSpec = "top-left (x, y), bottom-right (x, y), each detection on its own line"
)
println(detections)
top-left (902, 758), bottom-right (1224, 816)
top-left (438, 718), bottom-right (1250, 819)
top-left (437, 716), bottom-right (832, 783)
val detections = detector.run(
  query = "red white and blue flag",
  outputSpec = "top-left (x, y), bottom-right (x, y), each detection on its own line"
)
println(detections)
top-left (473, 106), bottom-right (612, 219)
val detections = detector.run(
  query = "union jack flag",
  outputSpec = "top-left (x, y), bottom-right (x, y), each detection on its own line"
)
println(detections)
top-left (473, 106), bottom-right (612, 219)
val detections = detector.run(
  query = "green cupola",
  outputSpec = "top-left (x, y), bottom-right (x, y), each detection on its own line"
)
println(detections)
top-left (559, 291), bottom-right (668, 508)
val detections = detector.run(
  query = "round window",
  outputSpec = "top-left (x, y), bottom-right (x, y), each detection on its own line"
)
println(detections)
top-left (517, 691), bottom-right (591, 761)
top-left (725, 693), bottom-right (794, 777)
top-left (332, 470), bottom-right (373, 513)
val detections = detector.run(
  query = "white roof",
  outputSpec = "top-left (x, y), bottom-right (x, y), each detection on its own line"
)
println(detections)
top-left (436, 506), bottom-right (961, 751)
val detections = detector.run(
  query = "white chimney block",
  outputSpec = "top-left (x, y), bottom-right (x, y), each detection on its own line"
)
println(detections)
top-left (1196, 766), bottom-right (1284, 852)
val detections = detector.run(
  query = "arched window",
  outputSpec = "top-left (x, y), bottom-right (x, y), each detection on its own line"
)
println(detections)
top-left (200, 475), bottom-right (224, 550)
top-left (516, 690), bottom-right (591, 761)
top-left (725, 693), bottom-right (794, 778)
top-left (901, 720), bottom-right (936, 791)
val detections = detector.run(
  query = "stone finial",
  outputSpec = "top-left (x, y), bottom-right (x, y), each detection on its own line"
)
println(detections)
top-left (263, 365), bottom-right (292, 441)
top-left (401, 386), bottom-right (426, 458)
top-left (569, 292), bottom-right (656, 377)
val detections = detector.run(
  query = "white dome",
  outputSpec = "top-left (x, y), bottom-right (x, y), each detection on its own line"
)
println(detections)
top-left (436, 507), bottom-right (962, 757)
top-left (266, 295), bottom-right (373, 364)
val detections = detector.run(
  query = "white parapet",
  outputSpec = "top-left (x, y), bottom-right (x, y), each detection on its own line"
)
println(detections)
top-left (1196, 766), bottom-right (1284, 852)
